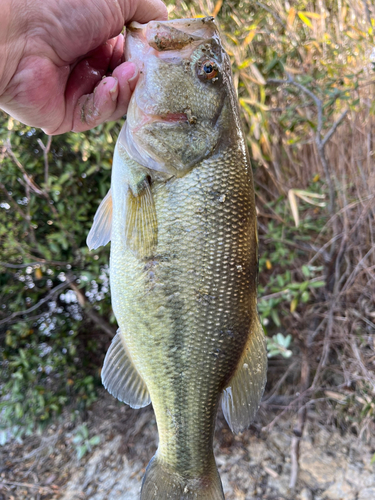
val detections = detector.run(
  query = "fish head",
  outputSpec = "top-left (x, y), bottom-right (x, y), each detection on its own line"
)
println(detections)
top-left (121, 17), bottom-right (236, 177)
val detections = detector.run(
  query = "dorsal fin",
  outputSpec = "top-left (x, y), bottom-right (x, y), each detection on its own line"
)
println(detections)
top-left (221, 316), bottom-right (267, 434)
top-left (102, 330), bottom-right (151, 409)
top-left (87, 189), bottom-right (113, 250)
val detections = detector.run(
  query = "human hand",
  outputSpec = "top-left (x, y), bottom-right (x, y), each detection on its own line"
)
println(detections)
top-left (0, 0), bottom-right (167, 134)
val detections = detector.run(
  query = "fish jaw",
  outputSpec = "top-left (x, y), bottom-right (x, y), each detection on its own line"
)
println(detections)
top-left (121, 17), bottom-right (231, 177)
top-left (127, 17), bottom-right (218, 52)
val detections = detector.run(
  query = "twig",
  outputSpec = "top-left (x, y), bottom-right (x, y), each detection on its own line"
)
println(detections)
top-left (5, 138), bottom-right (45, 196)
top-left (37, 136), bottom-right (52, 189)
top-left (84, 308), bottom-right (116, 338)
top-left (311, 303), bottom-right (334, 388)
top-left (341, 246), bottom-right (375, 293)
top-left (362, 0), bottom-right (372, 27)
top-left (289, 348), bottom-right (310, 489)
top-left (308, 232), bottom-right (343, 265)
top-left (351, 337), bottom-right (375, 392)
top-left (5, 133), bottom-right (77, 250)
top-left (0, 480), bottom-right (54, 491)
top-left (255, 190), bottom-right (287, 224)
top-left (350, 308), bottom-right (375, 331)
top-left (260, 236), bottom-right (320, 253)
top-left (69, 281), bottom-right (116, 338)
top-left (11, 431), bottom-right (61, 464)
top-left (262, 388), bottom-right (313, 433)
top-left (321, 110), bottom-right (349, 148)
top-left (0, 313), bottom-right (46, 333)
top-left (256, 1), bottom-right (286, 28)
top-left (267, 73), bottom-right (348, 215)
top-left (0, 260), bottom-right (73, 269)
top-left (263, 361), bottom-right (298, 402)
top-left (0, 278), bottom-right (73, 326)
top-left (259, 289), bottom-right (290, 301)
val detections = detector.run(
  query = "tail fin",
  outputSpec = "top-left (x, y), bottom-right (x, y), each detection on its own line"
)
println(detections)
top-left (141, 455), bottom-right (224, 500)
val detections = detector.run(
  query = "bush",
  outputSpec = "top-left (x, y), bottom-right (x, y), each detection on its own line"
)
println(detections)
top-left (0, 116), bottom-right (117, 442)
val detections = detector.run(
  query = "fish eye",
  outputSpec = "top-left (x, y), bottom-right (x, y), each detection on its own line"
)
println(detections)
top-left (197, 59), bottom-right (219, 81)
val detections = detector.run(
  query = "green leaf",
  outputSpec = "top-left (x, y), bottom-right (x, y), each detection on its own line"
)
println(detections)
top-left (310, 280), bottom-right (326, 288)
top-left (76, 445), bottom-right (87, 460)
top-left (89, 435), bottom-right (101, 446)
top-left (271, 309), bottom-right (281, 327)
top-left (302, 265), bottom-right (310, 278)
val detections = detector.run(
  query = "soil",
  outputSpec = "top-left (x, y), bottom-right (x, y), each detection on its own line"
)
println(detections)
top-left (1, 391), bottom-right (375, 500)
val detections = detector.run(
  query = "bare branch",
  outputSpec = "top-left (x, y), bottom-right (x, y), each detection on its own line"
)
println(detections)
top-left (261, 388), bottom-right (315, 433)
top-left (351, 337), bottom-right (375, 391)
top-left (0, 278), bottom-right (73, 327)
top-left (266, 78), bottom-right (288, 85)
top-left (362, 0), bottom-right (372, 27)
top-left (285, 73), bottom-right (323, 135)
top-left (256, 1), bottom-right (286, 28)
top-left (5, 139), bottom-right (45, 196)
top-left (316, 142), bottom-right (335, 215)
top-left (289, 349), bottom-right (310, 489)
top-left (321, 110), bottom-right (349, 148)
top-left (0, 260), bottom-right (73, 269)
top-left (267, 72), bottom-right (349, 215)
top-left (69, 281), bottom-right (115, 338)
top-left (37, 135), bottom-right (53, 189)
top-left (84, 308), bottom-right (116, 338)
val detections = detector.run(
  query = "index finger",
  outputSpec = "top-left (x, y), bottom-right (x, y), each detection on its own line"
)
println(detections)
top-left (126, 0), bottom-right (168, 24)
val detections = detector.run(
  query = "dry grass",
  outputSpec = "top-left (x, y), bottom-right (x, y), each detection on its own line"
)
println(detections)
top-left (170, 0), bottom-right (375, 439)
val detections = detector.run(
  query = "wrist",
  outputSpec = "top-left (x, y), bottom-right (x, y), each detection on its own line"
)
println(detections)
top-left (0, 0), bottom-right (28, 101)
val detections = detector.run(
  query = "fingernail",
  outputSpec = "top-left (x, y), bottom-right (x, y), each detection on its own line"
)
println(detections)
top-left (109, 78), bottom-right (119, 101)
top-left (126, 62), bottom-right (138, 82)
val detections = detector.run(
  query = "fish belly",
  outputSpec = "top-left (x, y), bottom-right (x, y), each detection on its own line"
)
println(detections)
top-left (110, 146), bottom-right (258, 476)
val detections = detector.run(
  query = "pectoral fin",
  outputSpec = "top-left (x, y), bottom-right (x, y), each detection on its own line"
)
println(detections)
top-left (125, 178), bottom-right (157, 259)
top-left (221, 317), bottom-right (267, 434)
top-left (87, 189), bottom-right (113, 250)
top-left (102, 330), bottom-right (151, 409)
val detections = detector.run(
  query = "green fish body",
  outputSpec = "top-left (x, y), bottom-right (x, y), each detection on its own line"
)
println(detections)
top-left (87, 17), bottom-right (267, 500)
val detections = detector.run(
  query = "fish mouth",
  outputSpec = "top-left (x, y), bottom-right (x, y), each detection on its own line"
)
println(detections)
top-left (130, 112), bottom-right (190, 134)
top-left (158, 113), bottom-right (189, 123)
top-left (126, 17), bottom-right (218, 54)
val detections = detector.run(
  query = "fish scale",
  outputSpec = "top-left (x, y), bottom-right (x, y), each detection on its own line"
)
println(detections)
top-left (87, 16), bottom-right (267, 500)
top-left (110, 146), bottom-right (255, 476)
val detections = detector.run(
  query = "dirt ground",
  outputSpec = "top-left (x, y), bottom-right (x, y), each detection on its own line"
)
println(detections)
top-left (1, 392), bottom-right (375, 500)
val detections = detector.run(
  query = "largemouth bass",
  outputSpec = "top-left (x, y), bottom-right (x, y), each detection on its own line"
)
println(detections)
top-left (87, 17), bottom-right (267, 500)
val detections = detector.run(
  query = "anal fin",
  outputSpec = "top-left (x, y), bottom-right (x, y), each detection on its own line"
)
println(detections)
top-left (221, 316), bottom-right (267, 434)
top-left (102, 330), bottom-right (151, 409)
top-left (87, 189), bottom-right (113, 250)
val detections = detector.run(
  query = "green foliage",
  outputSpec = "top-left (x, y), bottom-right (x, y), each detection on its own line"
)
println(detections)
top-left (256, 192), bottom-right (326, 333)
top-left (72, 424), bottom-right (101, 460)
top-left (0, 114), bottom-right (117, 441)
top-left (266, 333), bottom-right (293, 359)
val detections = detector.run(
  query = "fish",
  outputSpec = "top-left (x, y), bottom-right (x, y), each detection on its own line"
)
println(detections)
top-left (87, 16), bottom-right (267, 500)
